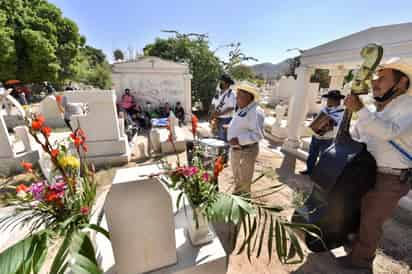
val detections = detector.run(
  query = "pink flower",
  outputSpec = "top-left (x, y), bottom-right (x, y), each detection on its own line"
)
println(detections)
top-left (49, 181), bottom-right (66, 198)
top-left (202, 172), bottom-right (210, 182)
top-left (80, 207), bottom-right (90, 216)
top-left (30, 181), bottom-right (46, 201)
top-left (182, 166), bottom-right (199, 177)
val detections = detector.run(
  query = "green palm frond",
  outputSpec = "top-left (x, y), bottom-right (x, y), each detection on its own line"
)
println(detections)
top-left (209, 187), bottom-right (323, 264)
top-left (0, 231), bottom-right (48, 274)
top-left (50, 230), bottom-right (101, 274)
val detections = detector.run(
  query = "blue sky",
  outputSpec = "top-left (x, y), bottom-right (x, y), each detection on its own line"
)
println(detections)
top-left (49, 0), bottom-right (412, 64)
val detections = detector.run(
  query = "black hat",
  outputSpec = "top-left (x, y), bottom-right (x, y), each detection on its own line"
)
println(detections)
top-left (321, 90), bottom-right (345, 100)
top-left (219, 74), bottom-right (235, 85)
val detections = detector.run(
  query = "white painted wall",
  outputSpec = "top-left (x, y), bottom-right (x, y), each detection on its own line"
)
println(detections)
top-left (112, 57), bottom-right (192, 119)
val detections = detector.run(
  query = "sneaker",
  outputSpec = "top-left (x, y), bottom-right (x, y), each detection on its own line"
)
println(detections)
top-left (299, 170), bottom-right (310, 175)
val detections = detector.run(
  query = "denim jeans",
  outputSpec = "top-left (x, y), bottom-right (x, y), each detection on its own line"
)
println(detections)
top-left (306, 136), bottom-right (333, 174)
top-left (217, 117), bottom-right (232, 141)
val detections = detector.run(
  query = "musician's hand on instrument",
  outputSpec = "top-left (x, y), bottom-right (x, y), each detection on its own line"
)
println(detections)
top-left (229, 138), bottom-right (239, 146)
top-left (344, 94), bottom-right (364, 112)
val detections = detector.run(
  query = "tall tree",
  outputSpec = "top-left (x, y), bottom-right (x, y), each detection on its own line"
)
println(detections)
top-left (144, 31), bottom-right (223, 111)
top-left (222, 42), bottom-right (258, 73)
top-left (0, 0), bottom-right (83, 83)
top-left (76, 45), bottom-right (112, 89)
top-left (113, 49), bottom-right (124, 61)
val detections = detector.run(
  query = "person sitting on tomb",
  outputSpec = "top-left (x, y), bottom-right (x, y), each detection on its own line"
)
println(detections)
top-left (119, 88), bottom-right (136, 112)
top-left (174, 101), bottom-right (185, 126)
top-left (300, 89), bottom-right (344, 175)
top-left (118, 88), bottom-right (137, 126)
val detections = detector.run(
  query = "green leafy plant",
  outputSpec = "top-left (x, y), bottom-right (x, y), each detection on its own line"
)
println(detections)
top-left (0, 114), bottom-right (109, 273)
top-left (161, 120), bottom-right (323, 264)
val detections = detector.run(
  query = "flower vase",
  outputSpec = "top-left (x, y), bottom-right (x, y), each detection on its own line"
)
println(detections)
top-left (186, 205), bottom-right (215, 246)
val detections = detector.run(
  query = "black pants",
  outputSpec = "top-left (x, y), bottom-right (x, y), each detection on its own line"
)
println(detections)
top-left (65, 119), bottom-right (73, 132)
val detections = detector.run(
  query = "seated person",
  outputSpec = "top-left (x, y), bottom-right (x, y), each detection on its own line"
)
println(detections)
top-left (158, 102), bottom-right (171, 118)
top-left (118, 88), bottom-right (137, 126)
top-left (174, 101), bottom-right (185, 126)
top-left (119, 88), bottom-right (136, 112)
top-left (130, 105), bottom-right (152, 132)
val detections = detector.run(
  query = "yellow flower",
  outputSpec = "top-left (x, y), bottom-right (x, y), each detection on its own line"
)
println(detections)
top-left (58, 155), bottom-right (80, 169)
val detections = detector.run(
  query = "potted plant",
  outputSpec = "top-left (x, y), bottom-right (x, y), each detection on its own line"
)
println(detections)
top-left (0, 113), bottom-right (109, 273)
top-left (161, 114), bottom-right (323, 264)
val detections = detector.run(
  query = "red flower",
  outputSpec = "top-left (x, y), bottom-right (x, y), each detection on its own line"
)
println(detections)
top-left (214, 156), bottom-right (224, 178)
top-left (51, 149), bottom-right (60, 158)
top-left (71, 129), bottom-right (87, 149)
top-left (80, 207), bottom-right (90, 216)
top-left (81, 143), bottom-right (88, 152)
top-left (31, 115), bottom-right (46, 131)
top-left (76, 128), bottom-right (87, 140)
top-left (16, 184), bottom-right (29, 193)
top-left (37, 115), bottom-right (45, 124)
top-left (21, 161), bottom-right (33, 172)
top-left (31, 120), bottom-right (42, 130)
top-left (73, 137), bottom-right (83, 148)
top-left (41, 126), bottom-right (52, 137)
top-left (45, 191), bottom-right (60, 202)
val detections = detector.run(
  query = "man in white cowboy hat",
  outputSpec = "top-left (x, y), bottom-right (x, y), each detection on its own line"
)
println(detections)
top-left (340, 57), bottom-right (412, 271)
top-left (227, 81), bottom-right (265, 194)
top-left (300, 89), bottom-right (345, 175)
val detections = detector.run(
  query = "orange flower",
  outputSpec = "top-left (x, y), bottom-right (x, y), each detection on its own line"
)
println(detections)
top-left (16, 184), bottom-right (29, 193)
top-left (73, 137), bottom-right (83, 148)
top-left (51, 149), bottom-right (60, 158)
top-left (21, 161), bottom-right (33, 172)
top-left (31, 120), bottom-right (42, 130)
top-left (37, 115), bottom-right (45, 124)
top-left (41, 126), bottom-right (52, 137)
top-left (45, 191), bottom-right (60, 202)
top-left (214, 156), bottom-right (224, 177)
top-left (31, 115), bottom-right (46, 131)
top-left (70, 129), bottom-right (86, 149)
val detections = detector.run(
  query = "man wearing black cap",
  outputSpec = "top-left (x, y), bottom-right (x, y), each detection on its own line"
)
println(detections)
top-left (300, 90), bottom-right (345, 175)
top-left (213, 74), bottom-right (236, 141)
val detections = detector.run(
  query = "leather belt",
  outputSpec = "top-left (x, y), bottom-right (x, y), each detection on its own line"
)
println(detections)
top-left (377, 167), bottom-right (409, 176)
top-left (231, 143), bottom-right (258, 150)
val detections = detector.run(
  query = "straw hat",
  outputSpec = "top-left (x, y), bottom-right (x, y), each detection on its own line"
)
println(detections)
top-left (235, 82), bottom-right (260, 101)
top-left (378, 57), bottom-right (412, 94)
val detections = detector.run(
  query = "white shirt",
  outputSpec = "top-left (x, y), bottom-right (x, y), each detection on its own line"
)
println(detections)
top-left (227, 102), bottom-right (265, 146)
top-left (315, 105), bottom-right (344, 140)
top-left (216, 89), bottom-right (236, 118)
top-left (211, 95), bottom-right (219, 109)
top-left (351, 94), bottom-right (412, 169)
